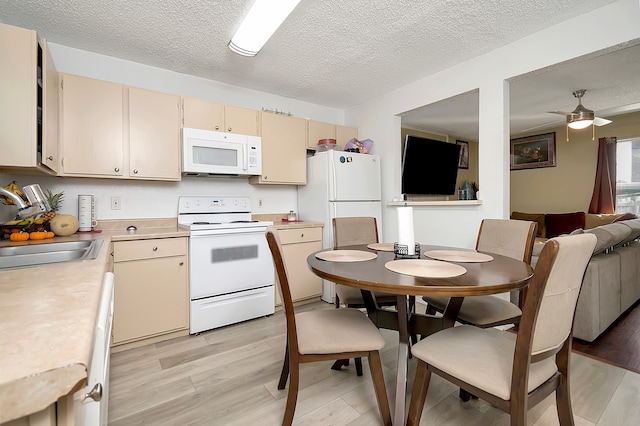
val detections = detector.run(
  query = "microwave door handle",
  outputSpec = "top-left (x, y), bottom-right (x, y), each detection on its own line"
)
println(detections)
top-left (240, 144), bottom-right (249, 172)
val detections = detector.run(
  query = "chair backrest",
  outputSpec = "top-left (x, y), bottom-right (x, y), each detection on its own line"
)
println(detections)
top-left (265, 226), bottom-right (300, 351)
top-left (333, 217), bottom-right (379, 249)
top-left (516, 233), bottom-right (596, 359)
top-left (476, 219), bottom-right (538, 264)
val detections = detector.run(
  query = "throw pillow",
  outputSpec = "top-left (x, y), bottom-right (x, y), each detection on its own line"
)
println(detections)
top-left (510, 211), bottom-right (546, 238)
top-left (612, 212), bottom-right (638, 223)
top-left (545, 212), bottom-right (586, 239)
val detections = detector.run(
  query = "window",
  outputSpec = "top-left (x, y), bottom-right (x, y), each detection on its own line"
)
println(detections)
top-left (616, 137), bottom-right (640, 215)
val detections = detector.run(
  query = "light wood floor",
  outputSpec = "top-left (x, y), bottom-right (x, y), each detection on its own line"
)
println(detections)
top-left (108, 301), bottom-right (640, 425)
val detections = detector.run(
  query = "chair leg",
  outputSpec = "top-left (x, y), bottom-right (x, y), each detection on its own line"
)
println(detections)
top-left (278, 344), bottom-right (290, 390)
top-left (355, 357), bottom-right (363, 376)
top-left (555, 340), bottom-right (574, 426)
top-left (459, 388), bottom-right (477, 401)
top-left (331, 358), bottom-right (349, 370)
top-left (282, 355), bottom-right (299, 426)
top-left (407, 359), bottom-right (431, 426)
top-left (367, 351), bottom-right (392, 426)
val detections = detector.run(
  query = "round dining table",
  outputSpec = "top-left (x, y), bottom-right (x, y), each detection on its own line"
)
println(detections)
top-left (307, 244), bottom-right (533, 425)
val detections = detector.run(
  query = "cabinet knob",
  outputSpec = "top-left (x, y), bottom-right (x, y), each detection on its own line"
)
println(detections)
top-left (47, 155), bottom-right (53, 161)
top-left (153, 246), bottom-right (158, 251)
top-left (114, 167), bottom-right (120, 172)
top-left (227, 127), bottom-right (232, 132)
top-left (301, 233), bottom-right (304, 238)
top-left (133, 169), bottom-right (139, 174)
top-left (179, 261), bottom-right (184, 266)
top-left (84, 383), bottom-right (103, 402)
top-left (215, 125), bottom-right (220, 130)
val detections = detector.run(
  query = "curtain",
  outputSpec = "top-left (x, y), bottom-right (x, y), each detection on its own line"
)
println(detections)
top-left (588, 137), bottom-right (617, 214)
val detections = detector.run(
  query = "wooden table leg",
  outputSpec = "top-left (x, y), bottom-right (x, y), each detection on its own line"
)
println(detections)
top-left (394, 294), bottom-right (409, 425)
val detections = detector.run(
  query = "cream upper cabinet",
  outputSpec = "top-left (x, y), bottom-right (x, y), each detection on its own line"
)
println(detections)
top-left (60, 74), bottom-right (180, 180)
top-left (250, 112), bottom-right (307, 185)
top-left (0, 23), bottom-right (58, 174)
top-left (129, 87), bottom-right (181, 180)
top-left (307, 120), bottom-right (336, 149)
top-left (60, 73), bottom-right (125, 177)
top-left (336, 125), bottom-right (358, 148)
top-left (182, 97), bottom-right (259, 136)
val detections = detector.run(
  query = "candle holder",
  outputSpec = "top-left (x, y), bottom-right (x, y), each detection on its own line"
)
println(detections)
top-left (394, 242), bottom-right (421, 259)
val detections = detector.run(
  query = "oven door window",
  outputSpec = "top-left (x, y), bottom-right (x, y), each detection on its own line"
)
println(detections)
top-left (189, 230), bottom-right (273, 298)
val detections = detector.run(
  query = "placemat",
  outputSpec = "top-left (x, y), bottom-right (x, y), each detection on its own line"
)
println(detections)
top-left (366, 242), bottom-right (395, 252)
top-left (315, 250), bottom-right (378, 262)
top-left (385, 259), bottom-right (466, 278)
top-left (423, 249), bottom-right (493, 263)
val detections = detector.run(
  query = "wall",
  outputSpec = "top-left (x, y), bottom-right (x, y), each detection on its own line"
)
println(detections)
top-left (346, 0), bottom-right (640, 248)
top-left (0, 44), bottom-right (347, 223)
top-left (510, 110), bottom-right (640, 214)
top-left (400, 127), bottom-right (479, 197)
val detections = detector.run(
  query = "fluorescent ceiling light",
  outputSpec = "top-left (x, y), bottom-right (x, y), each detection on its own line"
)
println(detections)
top-left (229, 0), bottom-right (301, 57)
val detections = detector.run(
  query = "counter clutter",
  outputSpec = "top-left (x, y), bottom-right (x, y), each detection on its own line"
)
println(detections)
top-left (0, 220), bottom-right (188, 424)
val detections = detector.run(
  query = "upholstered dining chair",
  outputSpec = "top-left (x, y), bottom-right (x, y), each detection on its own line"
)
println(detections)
top-left (265, 226), bottom-right (391, 426)
top-left (331, 216), bottom-right (398, 375)
top-left (423, 219), bottom-right (538, 328)
top-left (406, 233), bottom-right (597, 426)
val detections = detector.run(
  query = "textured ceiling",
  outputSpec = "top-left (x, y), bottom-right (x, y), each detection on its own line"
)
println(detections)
top-left (2, 0), bottom-right (638, 140)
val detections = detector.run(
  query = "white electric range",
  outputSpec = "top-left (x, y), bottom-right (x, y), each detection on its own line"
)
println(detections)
top-left (177, 196), bottom-right (274, 334)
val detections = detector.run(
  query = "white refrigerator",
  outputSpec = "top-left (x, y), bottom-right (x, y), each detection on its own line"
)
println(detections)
top-left (297, 150), bottom-right (382, 303)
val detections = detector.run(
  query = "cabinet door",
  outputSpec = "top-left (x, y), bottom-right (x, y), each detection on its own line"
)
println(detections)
top-left (113, 255), bottom-right (188, 344)
top-left (281, 241), bottom-right (322, 301)
top-left (182, 96), bottom-right (225, 131)
top-left (129, 87), bottom-right (181, 180)
top-left (224, 105), bottom-right (259, 136)
top-left (307, 120), bottom-right (336, 149)
top-left (336, 125), bottom-right (358, 148)
top-left (251, 112), bottom-right (306, 184)
top-left (42, 40), bottom-right (59, 172)
top-left (60, 74), bottom-right (124, 176)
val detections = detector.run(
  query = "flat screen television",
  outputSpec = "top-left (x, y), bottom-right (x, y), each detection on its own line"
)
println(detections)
top-left (401, 135), bottom-right (461, 196)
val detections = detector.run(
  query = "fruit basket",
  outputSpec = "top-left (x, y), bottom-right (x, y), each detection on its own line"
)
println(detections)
top-left (1, 182), bottom-right (63, 240)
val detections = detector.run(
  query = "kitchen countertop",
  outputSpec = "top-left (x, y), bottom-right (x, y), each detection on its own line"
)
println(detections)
top-left (0, 219), bottom-right (189, 423)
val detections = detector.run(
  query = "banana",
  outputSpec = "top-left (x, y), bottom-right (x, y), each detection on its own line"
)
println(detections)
top-left (1, 181), bottom-right (27, 206)
top-left (4, 218), bottom-right (22, 226)
top-left (17, 217), bottom-right (34, 227)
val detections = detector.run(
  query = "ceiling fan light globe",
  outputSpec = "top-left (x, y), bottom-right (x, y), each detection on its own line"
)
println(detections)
top-left (567, 119), bottom-right (593, 129)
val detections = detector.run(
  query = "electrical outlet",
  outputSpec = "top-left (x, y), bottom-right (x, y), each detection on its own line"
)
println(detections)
top-left (257, 199), bottom-right (264, 208)
top-left (111, 196), bottom-right (121, 210)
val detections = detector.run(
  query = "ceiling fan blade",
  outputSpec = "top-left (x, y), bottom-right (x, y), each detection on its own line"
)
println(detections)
top-left (593, 117), bottom-right (612, 126)
top-left (547, 110), bottom-right (574, 116)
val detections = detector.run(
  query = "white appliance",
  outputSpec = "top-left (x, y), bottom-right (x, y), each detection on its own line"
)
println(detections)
top-left (177, 196), bottom-right (274, 334)
top-left (74, 271), bottom-right (114, 425)
top-left (182, 128), bottom-right (262, 176)
top-left (297, 151), bottom-right (382, 303)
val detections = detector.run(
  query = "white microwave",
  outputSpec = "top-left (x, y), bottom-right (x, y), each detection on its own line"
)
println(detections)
top-left (182, 128), bottom-right (262, 176)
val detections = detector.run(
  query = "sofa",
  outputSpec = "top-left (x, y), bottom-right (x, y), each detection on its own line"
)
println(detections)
top-left (511, 211), bottom-right (640, 342)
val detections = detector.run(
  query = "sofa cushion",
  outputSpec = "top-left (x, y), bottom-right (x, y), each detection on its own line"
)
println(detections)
top-left (583, 223), bottom-right (631, 254)
top-left (618, 218), bottom-right (640, 245)
top-left (612, 212), bottom-right (637, 223)
top-left (511, 212), bottom-right (546, 238)
top-left (585, 213), bottom-right (624, 229)
top-left (545, 212), bottom-right (585, 238)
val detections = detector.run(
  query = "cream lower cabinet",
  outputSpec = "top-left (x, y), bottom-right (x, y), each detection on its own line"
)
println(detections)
top-left (277, 226), bottom-right (323, 305)
top-left (112, 237), bottom-right (188, 346)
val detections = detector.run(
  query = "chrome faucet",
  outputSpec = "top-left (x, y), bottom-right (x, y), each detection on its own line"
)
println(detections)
top-left (0, 184), bottom-right (51, 219)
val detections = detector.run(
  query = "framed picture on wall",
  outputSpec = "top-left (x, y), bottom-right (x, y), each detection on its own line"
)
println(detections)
top-left (456, 140), bottom-right (469, 169)
top-left (510, 132), bottom-right (556, 170)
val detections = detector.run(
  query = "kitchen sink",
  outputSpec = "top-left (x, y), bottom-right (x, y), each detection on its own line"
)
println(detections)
top-left (0, 239), bottom-right (103, 270)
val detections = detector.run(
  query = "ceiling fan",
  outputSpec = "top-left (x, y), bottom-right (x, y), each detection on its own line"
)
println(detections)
top-left (548, 89), bottom-right (612, 129)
